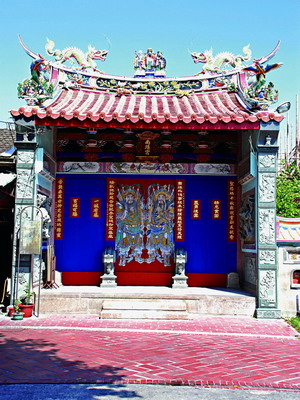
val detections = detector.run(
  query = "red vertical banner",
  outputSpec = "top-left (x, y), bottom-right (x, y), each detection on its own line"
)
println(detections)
top-left (191, 199), bottom-right (201, 219)
top-left (227, 180), bottom-right (237, 242)
top-left (175, 179), bottom-right (185, 241)
top-left (54, 177), bottom-right (64, 240)
top-left (70, 198), bottom-right (80, 218)
top-left (106, 179), bottom-right (116, 241)
top-left (91, 198), bottom-right (101, 219)
top-left (212, 200), bottom-right (221, 219)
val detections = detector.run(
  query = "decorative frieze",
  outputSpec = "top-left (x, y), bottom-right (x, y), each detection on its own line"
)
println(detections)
top-left (58, 161), bottom-right (236, 176)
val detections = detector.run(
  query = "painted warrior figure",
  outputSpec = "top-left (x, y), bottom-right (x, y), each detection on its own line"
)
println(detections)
top-left (144, 48), bottom-right (156, 70)
top-left (156, 51), bottom-right (166, 71)
top-left (145, 185), bottom-right (175, 266)
top-left (134, 49), bottom-right (166, 73)
top-left (115, 185), bottom-right (144, 265)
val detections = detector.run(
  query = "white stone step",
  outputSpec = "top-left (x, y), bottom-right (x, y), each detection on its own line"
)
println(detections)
top-left (101, 299), bottom-right (186, 311)
top-left (100, 309), bottom-right (189, 320)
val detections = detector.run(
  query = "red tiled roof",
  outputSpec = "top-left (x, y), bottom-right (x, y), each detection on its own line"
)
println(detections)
top-left (11, 88), bottom-right (284, 125)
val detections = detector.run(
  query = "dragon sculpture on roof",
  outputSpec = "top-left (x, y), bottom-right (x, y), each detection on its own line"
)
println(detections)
top-left (191, 44), bottom-right (252, 74)
top-left (45, 39), bottom-right (108, 71)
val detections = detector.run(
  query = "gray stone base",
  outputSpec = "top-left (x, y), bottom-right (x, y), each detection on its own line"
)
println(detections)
top-left (256, 308), bottom-right (281, 319)
top-left (100, 274), bottom-right (117, 288)
top-left (172, 275), bottom-right (188, 288)
top-left (227, 272), bottom-right (240, 289)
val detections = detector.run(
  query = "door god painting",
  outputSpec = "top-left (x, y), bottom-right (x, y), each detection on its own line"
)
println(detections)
top-left (116, 185), bottom-right (144, 266)
top-left (115, 184), bottom-right (175, 267)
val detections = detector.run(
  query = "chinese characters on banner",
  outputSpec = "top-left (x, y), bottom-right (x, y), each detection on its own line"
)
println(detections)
top-left (191, 199), bottom-right (201, 219)
top-left (175, 180), bottom-right (185, 241)
top-left (106, 179), bottom-right (116, 240)
top-left (70, 198), bottom-right (80, 218)
top-left (212, 199), bottom-right (221, 219)
top-left (227, 180), bottom-right (237, 242)
top-left (145, 139), bottom-right (151, 155)
top-left (54, 177), bottom-right (64, 240)
top-left (91, 198), bottom-right (101, 219)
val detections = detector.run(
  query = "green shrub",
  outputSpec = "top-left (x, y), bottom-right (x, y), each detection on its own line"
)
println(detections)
top-left (276, 162), bottom-right (300, 217)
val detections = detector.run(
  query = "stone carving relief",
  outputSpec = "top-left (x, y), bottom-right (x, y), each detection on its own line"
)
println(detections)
top-left (259, 174), bottom-right (275, 202)
top-left (260, 250), bottom-right (276, 265)
top-left (259, 270), bottom-right (276, 305)
top-left (259, 209), bottom-right (275, 244)
top-left (239, 194), bottom-right (255, 243)
top-left (37, 194), bottom-right (52, 239)
top-left (259, 154), bottom-right (275, 169)
top-left (17, 151), bottom-right (34, 165)
top-left (16, 169), bottom-right (35, 199)
top-left (244, 256), bottom-right (256, 285)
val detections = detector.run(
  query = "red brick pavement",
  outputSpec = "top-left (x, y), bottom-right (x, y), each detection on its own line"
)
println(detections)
top-left (0, 315), bottom-right (300, 390)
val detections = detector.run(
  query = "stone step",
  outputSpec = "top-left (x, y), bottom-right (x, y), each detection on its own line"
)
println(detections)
top-left (100, 310), bottom-right (189, 320)
top-left (39, 287), bottom-right (256, 318)
top-left (101, 299), bottom-right (187, 311)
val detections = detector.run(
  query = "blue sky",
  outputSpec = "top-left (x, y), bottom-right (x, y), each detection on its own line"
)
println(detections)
top-left (0, 0), bottom-right (299, 130)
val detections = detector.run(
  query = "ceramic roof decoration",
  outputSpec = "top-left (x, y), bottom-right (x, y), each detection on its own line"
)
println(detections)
top-left (11, 37), bottom-right (284, 127)
top-left (190, 44), bottom-right (252, 74)
top-left (134, 48), bottom-right (166, 78)
top-left (277, 217), bottom-right (300, 243)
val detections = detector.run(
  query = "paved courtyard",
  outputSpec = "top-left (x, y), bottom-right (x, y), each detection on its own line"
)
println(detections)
top-left (1, 314), bottom-right (300, 392)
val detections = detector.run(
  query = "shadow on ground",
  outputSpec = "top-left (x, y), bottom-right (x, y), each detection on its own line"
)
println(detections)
top-left (0, 333), bottom-right (142, 399)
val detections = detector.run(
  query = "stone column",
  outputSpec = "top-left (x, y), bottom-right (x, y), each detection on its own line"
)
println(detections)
top-left (11, 137), bottom-right (37, 303)
top-left (256, 127), bottom-right (281, 318)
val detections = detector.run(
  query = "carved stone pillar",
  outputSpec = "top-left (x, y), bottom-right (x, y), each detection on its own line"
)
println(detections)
top-left (11, 138), bottom-right (37, 303)
top-left (256, 127), bottom-right (280, 318)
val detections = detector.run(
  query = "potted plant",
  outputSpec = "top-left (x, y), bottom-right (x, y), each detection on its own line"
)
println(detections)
top-left (18, 285), bottom-right (35, 318)
top-left (11, 300), bottom-right (24, 320)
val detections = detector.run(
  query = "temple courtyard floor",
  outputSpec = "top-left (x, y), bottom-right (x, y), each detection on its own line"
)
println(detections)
top-left (1, 313), bottom-right (300, 398)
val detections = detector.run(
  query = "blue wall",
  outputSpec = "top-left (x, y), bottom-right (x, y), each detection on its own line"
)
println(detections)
top-left (55, 174), bottom-right (237, 274)
top-left (184, 177), bottom-right (236, 274)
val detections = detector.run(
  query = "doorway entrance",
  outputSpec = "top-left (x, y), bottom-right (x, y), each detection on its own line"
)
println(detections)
top-left (113, 178), bottom-right (176, 285)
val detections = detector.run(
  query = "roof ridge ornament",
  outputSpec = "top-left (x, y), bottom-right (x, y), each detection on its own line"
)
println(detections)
top-left (191, 44), bottom-right (252, 75)
top-left (45, 39), bottom-right (108, 73)
top-left (134, 48), bottom-right (166, 78)
top-left (17, 36), bottom-right (54, 106)
top-left (242, 42), bottom-right (282, 109)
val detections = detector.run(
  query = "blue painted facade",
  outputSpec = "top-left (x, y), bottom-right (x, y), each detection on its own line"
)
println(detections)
top-left (55, 174), bottom-right (237, 276)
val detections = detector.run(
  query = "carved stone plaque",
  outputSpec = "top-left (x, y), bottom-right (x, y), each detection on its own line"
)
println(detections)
top-left (17, 151), bottom-right (35, 165)
top-left (259, 270), bottom-right (276, 307)
top-left (259, 154), bottom-right (276, 169)
top-left (16, 169), bottom-right (34, 199)
top-left (260, 250), bottom-right (276, 265)
top-left (259, 209), bottom-right (275, 244)
top-left (244, 256), bottom-right (256, 285)
top-left (259, 174), bottom-right (275, 202)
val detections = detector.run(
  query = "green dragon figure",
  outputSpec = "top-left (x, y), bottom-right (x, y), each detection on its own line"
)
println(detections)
top-left (45, 39), bottom-right (108, 71)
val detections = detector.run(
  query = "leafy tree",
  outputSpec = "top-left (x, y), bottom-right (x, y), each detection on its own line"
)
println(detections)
top-left (276, 162), bottom-right (300, 217)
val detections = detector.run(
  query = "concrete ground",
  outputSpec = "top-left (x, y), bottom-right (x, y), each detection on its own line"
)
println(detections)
top-left (1, 384), bottom-right (300, 400)
top-left (0, 314), bottom-right (300, 398)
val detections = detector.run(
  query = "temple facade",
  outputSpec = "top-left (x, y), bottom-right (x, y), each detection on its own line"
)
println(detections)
top-left (10, 38), bottom-right (287, 318)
